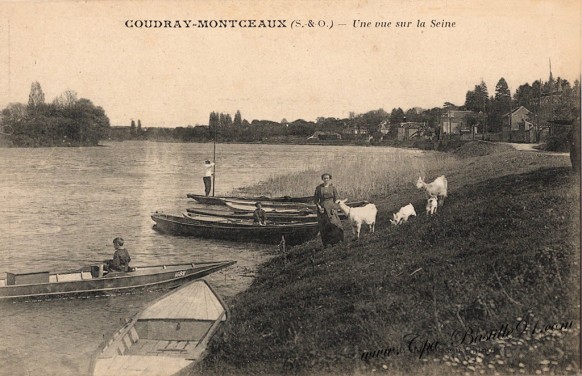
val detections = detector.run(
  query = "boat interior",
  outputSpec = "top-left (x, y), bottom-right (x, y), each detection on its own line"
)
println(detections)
top-left (0, 263), bottom-right (199, 287)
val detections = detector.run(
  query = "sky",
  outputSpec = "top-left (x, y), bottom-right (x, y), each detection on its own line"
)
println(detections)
top-left (0, 0), bottom-right (580, 127)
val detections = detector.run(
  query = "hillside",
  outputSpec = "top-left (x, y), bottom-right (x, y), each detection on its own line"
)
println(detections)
top-left (192, 147), bottom-right (580, 376)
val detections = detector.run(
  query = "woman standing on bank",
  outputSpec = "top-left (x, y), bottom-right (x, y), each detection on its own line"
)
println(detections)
top-left (314, 173), bottom-right (344, 247)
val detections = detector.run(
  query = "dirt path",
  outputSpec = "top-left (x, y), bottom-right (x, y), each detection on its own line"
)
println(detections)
top-left (506, 142), bottom-right (569, 155)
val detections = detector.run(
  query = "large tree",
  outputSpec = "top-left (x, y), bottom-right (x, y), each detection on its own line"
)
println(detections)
top-left (233, 110), bottom-right (242, 127)
top-left (464, 81), bottom-right (489, 113)
top-left (28, 81), bottom-right (45, 109)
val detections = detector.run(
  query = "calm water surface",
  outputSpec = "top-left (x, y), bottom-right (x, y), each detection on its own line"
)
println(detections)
top-left (0, 141), bottom-right (415, 376)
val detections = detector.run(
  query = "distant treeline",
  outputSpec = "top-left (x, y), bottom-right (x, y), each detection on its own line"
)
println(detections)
top-left (111, 108), bottom-right (443, 143)
top-left (2, 76), bottom-right (579, 148)
top-left (0, 82), bottom-right (110, 147)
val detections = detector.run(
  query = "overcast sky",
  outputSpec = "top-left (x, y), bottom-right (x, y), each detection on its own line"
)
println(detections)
top-left (0, 0), bottom-right (580, 127)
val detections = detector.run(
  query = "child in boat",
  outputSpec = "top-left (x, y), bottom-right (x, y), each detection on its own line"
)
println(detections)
top-left (253, 202), bottom-right (267, 226)
top-left (108, 237), bottom-right (131, 272)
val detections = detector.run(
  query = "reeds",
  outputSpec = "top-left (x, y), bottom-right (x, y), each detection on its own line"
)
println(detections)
top-left (232, 150), bottom-right (462, 201)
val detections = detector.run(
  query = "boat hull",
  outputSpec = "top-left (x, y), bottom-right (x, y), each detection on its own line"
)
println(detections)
top-left (152, 213), bottom-right (319, 245)
top-left (185, 207), bottom-right (318, 222)
top-left (0, 260), bottom-right (236, 301)
top-left (187, 193), bottom-right (313, 205)
top-left (91, 279), bottom-right (229, 376)
top-left (224, 201), bottom-right (314, 213)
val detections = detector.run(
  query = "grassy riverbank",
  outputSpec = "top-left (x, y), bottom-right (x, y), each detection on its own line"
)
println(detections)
top-left (195, 143), bottom-right (580, 375)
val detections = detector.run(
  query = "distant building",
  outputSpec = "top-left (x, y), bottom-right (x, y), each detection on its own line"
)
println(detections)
top-left (397, 122), bottom-right (424, 141)
top-left (503, 106), bottom-right (534, 131)
top-left (440, 109), bottom-right (473, 135)
top-left (502, 106), bottom-right (536, 142)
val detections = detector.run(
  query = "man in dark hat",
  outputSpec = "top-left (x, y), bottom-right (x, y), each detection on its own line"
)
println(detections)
top-left (108, 237), bottom-right (131, 272)
top-left (253, 202), bottom-right (267, 226)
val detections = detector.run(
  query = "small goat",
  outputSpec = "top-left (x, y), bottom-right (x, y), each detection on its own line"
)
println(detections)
top-left (390, 203), bottom-right (417, 225)
top-left (335, 199), bottom-right (377, 240)
top-left (416, 175), bottom-right (448, 206)
top-left (426, 196), bottom-right (438, 216)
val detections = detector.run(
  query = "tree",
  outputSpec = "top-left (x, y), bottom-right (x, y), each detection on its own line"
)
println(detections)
top-left (53, 90), bottom-right (78, 108)
top-left (137, 119), bottom-right (142, 137)
top-left (494, 78), bottom-right (510, 101)
top-left (388, 108), bottom-right (405, 138)
top-left (1, 103), bottom-right (28, 125)
top-left (209, 112), bottom-right (219, 128)
top-left (465, 81), bottom-right (489, 113)
top-left (219, 113), bottom-right (233, 127)
top-left (234, 110), bottom-right (242, 127)
top-left (28, 81), bottom-right (45, 109)
top-left (130, 120), bottom-right (136, 137)
top-left (389, 108), bottom-right (405, 124)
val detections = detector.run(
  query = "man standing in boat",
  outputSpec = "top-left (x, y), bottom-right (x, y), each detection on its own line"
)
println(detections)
top-left (108, 237), bottom-right (131, 272)
top-left (203, 160), bottom-right (215, 196)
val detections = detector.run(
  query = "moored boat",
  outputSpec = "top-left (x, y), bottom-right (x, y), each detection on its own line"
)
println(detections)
top-left (151, 212), bottom-right (319, 245)
top-left (185, 206), bottom-right (318, 222)
top-left (223, 199), bottom-right (369, 214)
top-left (187, 193), bottom-right (313, 205)
top-left (91, 279), bottom-right (228, 376)
top-left (224, 201), bottom-right (314, 213)
top-left (0, 260), bottom-right (236, 301)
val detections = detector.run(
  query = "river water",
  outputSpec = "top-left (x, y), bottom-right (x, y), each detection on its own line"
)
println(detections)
top-left (0, 141), bottom-right (420, 376)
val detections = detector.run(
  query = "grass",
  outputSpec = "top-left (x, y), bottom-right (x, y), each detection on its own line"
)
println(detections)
top-left (193, 144), bottom-right (579, 376)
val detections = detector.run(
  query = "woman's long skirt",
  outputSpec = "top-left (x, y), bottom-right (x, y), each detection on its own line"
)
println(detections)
top-left (317, 201), bottom-right (344, 246)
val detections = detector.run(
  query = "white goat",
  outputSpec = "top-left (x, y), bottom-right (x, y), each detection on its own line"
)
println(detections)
top-left (335, 199), bottom-right (377, 240)
top-left (426, 196), bottom-right (438, 216)
top-left (416, 175), bottom-right (448, 206)
top-left (390, 203), bottom-right (416, 225)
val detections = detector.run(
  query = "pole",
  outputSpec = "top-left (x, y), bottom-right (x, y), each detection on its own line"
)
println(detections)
top-left (508, 89), bottom-right (512, 140)
top-left (212, 125), bottom-right (216, 197)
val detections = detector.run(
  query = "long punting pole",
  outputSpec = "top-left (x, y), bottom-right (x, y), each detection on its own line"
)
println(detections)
top-left (212, 125), bottom-right (216, 197)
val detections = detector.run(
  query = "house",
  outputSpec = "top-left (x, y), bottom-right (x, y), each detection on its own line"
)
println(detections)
top-left (440, 109), bottom-right (473, 135)
top-left (503, 106), bottom-right (534, 131)
top-left (502, 106), bottom-right (536, 142)
top-left (397, 122), bottom-right (424, 141)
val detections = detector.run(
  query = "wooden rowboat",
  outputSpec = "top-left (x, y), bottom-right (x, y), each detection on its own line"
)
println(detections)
top-left (187, 193), bottom-right (313, 205)
top-left (223, 200), bottom-right (369, 214)
top-left (224, 201), bottom-right (314, 213)
top-left (185, 206), bottom-right (318, 222)
top-left (91, 279), bottom-right (228, 376)
top-left (0, 260), bottom-right (236, 301)
top-left (151, 212), bottom-right (319, 245)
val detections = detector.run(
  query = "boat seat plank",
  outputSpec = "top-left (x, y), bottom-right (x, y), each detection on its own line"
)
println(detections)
top-left (125, 340), bottom-right (158, 355)
top-left (123, 335), bottom-right (133, 349)
top-left (129, 327), bottom-right (139, 343)
top-left (155, 340), bottom-right (171, 351)
top-left (56, 273), bottom-right (83, 282)
top-left (93, 355), bottom-right (192, 376)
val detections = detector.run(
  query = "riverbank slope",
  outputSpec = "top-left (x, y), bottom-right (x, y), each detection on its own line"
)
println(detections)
top-left (195, 145), bottom-right (580, 375)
